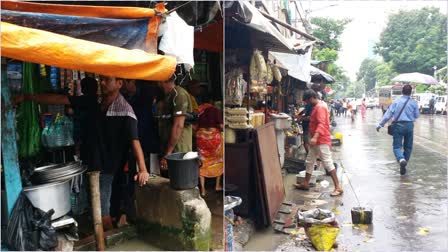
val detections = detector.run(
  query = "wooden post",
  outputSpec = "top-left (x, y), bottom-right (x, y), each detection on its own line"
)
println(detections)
top-left (87, 171), bottom-right (105, 251)
top-left (1, 66), bottom-right (23, 219)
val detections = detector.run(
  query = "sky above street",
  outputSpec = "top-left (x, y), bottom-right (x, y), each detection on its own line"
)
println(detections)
top-left (303, 1), bottom-right (447, 81)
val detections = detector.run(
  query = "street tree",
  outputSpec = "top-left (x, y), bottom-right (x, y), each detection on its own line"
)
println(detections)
top-left (357, 58), bottom-right (381, 92)
top-left (375, 7), bottom-right (447, 75)
top-left (311, 16), bottom-right (351, 97)
top-left (311, 17), bottom-right (351, 51)
top-left (374, 62), bottom-right (398, 88)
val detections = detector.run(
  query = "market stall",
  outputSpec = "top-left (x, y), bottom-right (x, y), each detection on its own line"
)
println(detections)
top-left (224, 0), bottom-right (310, 229)
top-left (1, 2), bottom-right (182, 250)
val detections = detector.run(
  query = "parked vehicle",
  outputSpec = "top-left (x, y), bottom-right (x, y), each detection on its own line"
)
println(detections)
top-left (379, 85), bottom-right (414, 113)
top-left (414, 92), bottom-right (436, 114)
top-left (365, 98), bottom-right (378, 109)
top-left (435, 95), bottom-right (447, 115)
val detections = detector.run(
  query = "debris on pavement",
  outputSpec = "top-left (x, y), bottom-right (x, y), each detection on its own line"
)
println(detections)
top-left (308, 224), bottom-right (339, 251)
top-left (320, 180), bottom-right (330, 188)
top-left (331, 208), bottom-right (341, 215)
top-left (353, 224), bottom-right (369, 230)
top-left (233, 217), bottom-right (255, 246)
top-left (297, 208), bottom-right (340, 251)
top-left (309, 200), bottom-right (328, 206)
top-left (417, 227), bottom-right (430, 236)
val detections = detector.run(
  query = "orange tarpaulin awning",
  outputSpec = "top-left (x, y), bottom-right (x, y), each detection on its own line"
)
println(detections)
top-left (1, 22), bottom-right (176, 81)
top-left (1, 0), bottom-right (156, 19)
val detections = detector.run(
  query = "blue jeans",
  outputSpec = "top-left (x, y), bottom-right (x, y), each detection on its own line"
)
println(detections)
top-left (392, 122), bottom-right (414, 162)
top-left (99, 173), bottom-right (114, 216)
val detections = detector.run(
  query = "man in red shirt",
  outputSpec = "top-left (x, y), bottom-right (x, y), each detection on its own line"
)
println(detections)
top-left (296, 90), bottom-right (343, 196)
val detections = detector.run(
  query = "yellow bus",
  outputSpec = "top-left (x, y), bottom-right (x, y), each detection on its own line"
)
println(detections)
top-left (378, 84), bottom-right (415, 113)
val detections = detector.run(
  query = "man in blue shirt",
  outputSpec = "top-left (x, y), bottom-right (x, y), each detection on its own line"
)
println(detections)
top-left (376, 85), bottom-right (419, 175)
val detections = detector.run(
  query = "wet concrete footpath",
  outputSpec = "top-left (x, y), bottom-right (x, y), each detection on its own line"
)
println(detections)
top-left (245, 109), bottom-right (448, 251)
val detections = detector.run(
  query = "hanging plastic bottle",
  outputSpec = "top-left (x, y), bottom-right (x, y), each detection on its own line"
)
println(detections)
top-left (49, 66), bottom-right (59, 91)
top-left (40, 64), bottom-right (47, 77)
top-left (60, 69), bottom-right (66, 90)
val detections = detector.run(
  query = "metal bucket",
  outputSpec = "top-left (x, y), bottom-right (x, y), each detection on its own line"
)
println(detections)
top-left (23, 180), bottom-right (71, 220)
top-left (166, 152), bottom-right (201, 190)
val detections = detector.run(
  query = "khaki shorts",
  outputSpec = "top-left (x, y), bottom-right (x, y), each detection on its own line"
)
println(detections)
top-left (305, 144), bottom-right (335, 174)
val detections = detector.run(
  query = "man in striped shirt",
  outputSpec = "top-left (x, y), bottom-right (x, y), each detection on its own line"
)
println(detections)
top-left (14, 75), bottom-right (150, 230)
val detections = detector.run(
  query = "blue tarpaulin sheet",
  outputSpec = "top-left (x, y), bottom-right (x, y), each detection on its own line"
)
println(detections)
top-left (1, 10), bottom-right (149, 51)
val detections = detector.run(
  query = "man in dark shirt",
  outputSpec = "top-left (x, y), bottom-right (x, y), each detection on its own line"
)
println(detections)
top-left (298, 103), bottom-right (313, 155)
top-left (14, 75), bottom-right (149, 230)
top-left (73, 77), bottom-right (98, 161)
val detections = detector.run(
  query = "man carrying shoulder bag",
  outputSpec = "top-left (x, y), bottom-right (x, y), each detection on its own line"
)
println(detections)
top-left (376, 85), bottom-right (419, 175)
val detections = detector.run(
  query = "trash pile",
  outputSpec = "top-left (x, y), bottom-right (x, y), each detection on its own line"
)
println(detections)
top-left (297, 208), bottom-right (340, 251)
top-left (6, 192), bottom-right (58, 251)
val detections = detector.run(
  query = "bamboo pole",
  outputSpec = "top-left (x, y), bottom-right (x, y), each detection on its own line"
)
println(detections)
top-left (258, 10), bottom-right (322, 43)
top-left (88, 171), bottom-right (105, 251)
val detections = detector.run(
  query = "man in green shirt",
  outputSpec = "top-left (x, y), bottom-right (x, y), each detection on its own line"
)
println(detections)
top-left (157, 75), bottom-right (193, 170)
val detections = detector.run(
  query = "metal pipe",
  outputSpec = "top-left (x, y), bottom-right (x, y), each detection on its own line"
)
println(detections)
top-left (88, 171), bottom-right (105, 251)
top-left (258, 10), bottom-right (322, 43)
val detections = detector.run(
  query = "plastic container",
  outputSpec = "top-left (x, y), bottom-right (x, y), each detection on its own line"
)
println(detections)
top-left (351, 207), bottom-right (373, 224)
top-left (296, 172), bottom-right (317, 185)
top-left (270, 113), bottom-right (292, 130)
top-left (166, 152), bottom-right (202, 190)
top-left (225, 128), bottom-right (236, 143)
top-left (284, 157), bottom-right (306, 174)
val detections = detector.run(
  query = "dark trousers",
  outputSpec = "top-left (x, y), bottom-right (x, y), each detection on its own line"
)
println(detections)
top-left (392, 122), bottom-right (414, 162)
top-left (110, 154), bottom-right (137, 220)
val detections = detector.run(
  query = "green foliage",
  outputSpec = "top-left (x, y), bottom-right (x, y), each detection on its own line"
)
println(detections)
top-left (314, 48), bottom-right (338, 61)
top-left (375, 7), bottom-right (447, 74)
top-left (435, 67), bottom-right (447, 84)
top-left (415, 84), bottom-right (430, 93)
top-left (311, 17), bottom-right (351, 51)
top-left (310, 17), bottom-right (352, 99)
top-left (344, 80), bottom-right (364, 98)
top-left (374, 62), bottom-right (398, 87)
top-left (357, 59), bottom-right (381, 92)
top-left (428, 85), bottom-right (447, 95)
top-left (415, 83), bottom-right (446, 95)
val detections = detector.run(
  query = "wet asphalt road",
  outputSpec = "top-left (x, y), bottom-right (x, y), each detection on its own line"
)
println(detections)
top-left (330, 108), bottom-right (447, 251)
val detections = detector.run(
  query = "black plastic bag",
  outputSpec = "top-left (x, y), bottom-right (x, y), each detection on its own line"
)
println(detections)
top-left (6, 192), bottom-right (58, 251)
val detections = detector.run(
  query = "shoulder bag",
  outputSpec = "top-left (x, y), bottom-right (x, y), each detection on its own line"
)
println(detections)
top-left (387, 97), bottom-right (410, 136)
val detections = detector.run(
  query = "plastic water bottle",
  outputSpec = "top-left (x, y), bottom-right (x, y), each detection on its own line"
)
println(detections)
top-left (50, 66), bottom-right (59, 91)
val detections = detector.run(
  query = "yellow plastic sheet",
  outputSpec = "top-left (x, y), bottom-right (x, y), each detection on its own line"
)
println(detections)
top-left (308, 224), bottom-right (339, 251)
top-left (1, 22), bottom-right (176, 81)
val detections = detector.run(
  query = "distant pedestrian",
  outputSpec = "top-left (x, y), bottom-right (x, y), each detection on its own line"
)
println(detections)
top-left (295, 90), bottom-right (343, 196)
top-left (361, 98), bottom-right (367, 119)
top-left (347, 100), bottom-right (355, 122)
top-left (335, 100), bottom-right (342, 117)
top-left (376, 85), bottom-right (419, 175)
top-left (342, 99), bottom-right (348, 117)
top-left (429, 96), bottom-right (436, 114)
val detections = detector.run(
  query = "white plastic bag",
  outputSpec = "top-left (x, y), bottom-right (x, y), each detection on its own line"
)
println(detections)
top-left (159, 11), bottom-right (194, 68)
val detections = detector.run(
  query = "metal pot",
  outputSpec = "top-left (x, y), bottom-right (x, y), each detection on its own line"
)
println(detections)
top-left (23, 179), bottom-right (71, 220)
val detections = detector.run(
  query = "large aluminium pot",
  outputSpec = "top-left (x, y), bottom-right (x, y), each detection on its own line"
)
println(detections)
top-left (23, 179), bottom-right (71, 220)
